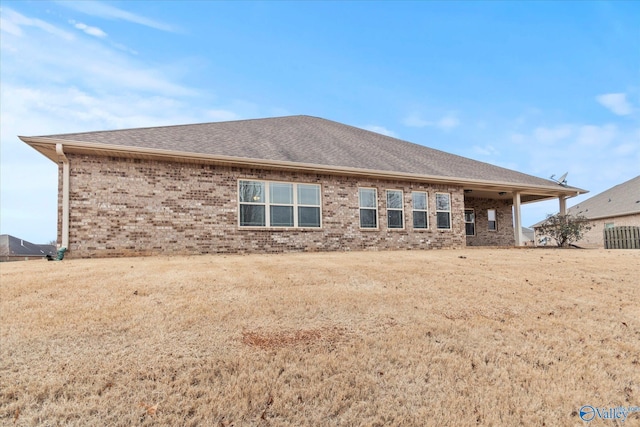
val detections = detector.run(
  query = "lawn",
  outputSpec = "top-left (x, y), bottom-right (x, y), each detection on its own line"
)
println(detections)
top-left (1, 248), bottom-right (639, 426)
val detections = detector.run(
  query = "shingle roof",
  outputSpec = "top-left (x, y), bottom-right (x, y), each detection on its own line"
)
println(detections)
top-left (24, 115), bottom-right (583, 194)
top-left (0, 234), bottom-right (56, 257)
top-left (567, 175), bottom-right (640, 219)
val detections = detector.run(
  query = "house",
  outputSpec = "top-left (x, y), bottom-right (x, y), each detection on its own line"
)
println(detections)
top-left (521, 227), bottom-right (535, 246)
top-left (19, 115), bottom-right (586, 258)
top-left (0, 234), bottom-right (56, 262)
top-left (535, 175), bottom-right (639, 248)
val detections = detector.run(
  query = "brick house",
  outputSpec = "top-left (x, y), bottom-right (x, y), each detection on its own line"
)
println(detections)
top-left (20, 115), bottom-right (586, 258)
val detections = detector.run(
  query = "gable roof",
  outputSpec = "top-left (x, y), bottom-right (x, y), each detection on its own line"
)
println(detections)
top-left (567, 175), bottom-right (640, 220)
top-left (0, 234), bottom-right (56, 258)
top-left (20, 115), bottom-right (585, 201)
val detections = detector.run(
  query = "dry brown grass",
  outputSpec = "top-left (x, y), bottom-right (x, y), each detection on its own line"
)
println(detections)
top-left (1, 248), bottom-right (639, 426)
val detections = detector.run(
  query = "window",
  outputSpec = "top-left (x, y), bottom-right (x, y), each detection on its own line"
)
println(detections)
top-left (465, 209), bottom-right (475, 236)
top-left (387, 190), bottom-right (404, 229)
top-left (359, 188), bottom-right (378, 228)
top-left (488, 209), bottom-right (497, 231)
top-left (435, 193), bottom-right (451, 229)
top-left (238, 180), bottom-right (321, 227)
top-left (270, 182), bottom-right (294, 227)
top-left (239, 180), bottom-right (266, 226)
top-left (604, 222), bottom-right (614, 229)
top-left (297, 184), bottom-right (322, 227)
top-left (412, 191), bottom-right (428, 229)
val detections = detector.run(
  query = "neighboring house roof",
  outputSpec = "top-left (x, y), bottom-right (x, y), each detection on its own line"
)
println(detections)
top-left (0, 234), bottom-right (56, 257)
top-left (20, 115), bottom-right (585, 202)
top-left (567, 175), bottom-right (640, 220)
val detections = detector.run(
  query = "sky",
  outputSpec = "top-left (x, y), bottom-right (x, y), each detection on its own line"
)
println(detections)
top-left (1, 1), bottom-right (639, 244)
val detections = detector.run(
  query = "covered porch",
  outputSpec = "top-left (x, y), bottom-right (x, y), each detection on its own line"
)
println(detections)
top-left (461, 183), bottom-right (585, 247)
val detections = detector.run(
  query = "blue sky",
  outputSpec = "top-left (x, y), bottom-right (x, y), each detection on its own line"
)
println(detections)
top-left (1, 1), bottom-right (638, 243)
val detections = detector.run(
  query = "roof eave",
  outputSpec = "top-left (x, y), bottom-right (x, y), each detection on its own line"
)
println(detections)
top-left (19, 136), bottom-right (587, 198)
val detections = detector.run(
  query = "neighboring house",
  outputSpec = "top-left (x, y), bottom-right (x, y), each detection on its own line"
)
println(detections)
top-left (535, 175), bottom-right (639, 248)
top-left (0, 234), bottom-right (56, 262)
top-left (521, 227), bottom-right (535, 246)
top-left (19, 115), bottom-right (586, 258)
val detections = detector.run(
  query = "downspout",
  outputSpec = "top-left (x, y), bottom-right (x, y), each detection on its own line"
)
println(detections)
top-left (56, 143), bottom-right (70, 250)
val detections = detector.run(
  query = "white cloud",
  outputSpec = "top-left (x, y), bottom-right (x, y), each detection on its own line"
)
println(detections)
top-left (596, 93), bottom-right (633, 116)
top-left (533, 125), bottom-right (573, 144)
top-left (402, 113), bottom-right (430, 127)
top-left (0, 6), bottom-right (242, 242)
top-left (2, 8), bottom-right (194, 97)
top-left (402, 112), bottom-right (460, 131)
top-left (614, 143), bottom-right (636, 155)
top-left (437, 114), bottom-right (460, 131)
top-left (70, 20), bottom-right (107, 38)
top-left (361, 125), bottom-right (398, 138)
top-left (55, 0), bottom-right (178, 32)
top-left (522, 122), bottom-right (639, 212)
top-left (0, 7), bottom-right (74, 40)
top-left (204, 110), bottom-right (243, 122)
top-left (576, 124), bottom-right (617, 147)
top-left (473, 145), bottom-right (499, 156)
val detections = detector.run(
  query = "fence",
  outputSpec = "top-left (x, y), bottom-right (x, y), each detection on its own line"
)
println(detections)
top-left (603, 226), bottom-right (640, 249)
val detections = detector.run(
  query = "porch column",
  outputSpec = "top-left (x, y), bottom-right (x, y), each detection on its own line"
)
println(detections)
top-left (559, 196), bottom-right (567, 215)
top-left (513, 192), bottom-right (522, 246)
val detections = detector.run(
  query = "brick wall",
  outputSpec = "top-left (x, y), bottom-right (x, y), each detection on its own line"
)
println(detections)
top-left (463, 197), bottom-right (515, 246)
top-left (61, 154), bottom-right (473, 258)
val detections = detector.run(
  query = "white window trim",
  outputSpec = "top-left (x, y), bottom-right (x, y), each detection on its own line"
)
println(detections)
top-left (488, 209), bottom-right (497, 232)
top-left (359, 187), bottom-right (379, 230)
top-left (412, 191), bottom-right (429, 230)
top-left (465, 209), bottom-right (476, 236)
top-left (237, 179), bottom-right (322, 228)
top-left (386, 189), bottom-right (405, 230)
top-left (435, 192), bottom-right (452, 230)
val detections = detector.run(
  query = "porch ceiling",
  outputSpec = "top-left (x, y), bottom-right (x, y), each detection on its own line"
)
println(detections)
top-left (463, 187), bottom-right (572, 204)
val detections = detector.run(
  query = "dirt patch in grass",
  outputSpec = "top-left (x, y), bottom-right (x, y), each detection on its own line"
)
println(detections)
top-left (1, 248), bottom-right (639, 426)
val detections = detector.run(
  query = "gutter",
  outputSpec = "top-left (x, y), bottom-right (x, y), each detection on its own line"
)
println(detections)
top-left (55, 143), bottom-right (70, 250)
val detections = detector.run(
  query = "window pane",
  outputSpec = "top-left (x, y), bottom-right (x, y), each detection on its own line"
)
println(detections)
top-left (488, 209), bottom-right (496, 221)
top-left (270, 206), bottom-right (294, 227)
top-left (412, 192), bottom-right (427, 210)
top-left (387, 190), bottom-right (403, 209)
top-left (465, 210), bottom-right (475, 223)
top-left (359, 188), bottom-right (377, 208)
top-left (360, 208), bottom-right (377, 228)
top-left (413, 211), bottom-right (427, 229)
top-left (437, 212), bottom-right (451, 229)
top-left (298, 184), bottom-right (320, 205)
top-left (466, 222), bottom-right (475, 236)
top-left (239, 181), bottom-right (265, 203)
top-left (436, 193), bottom-right (450, 211)
top-left (270, 183), bottom-right (293, 204)
top-left (298, 206), bottom-right (321, 227)
top-left (388, 210), bottom-right (403, 228)
top-left (240, 204), bottom-right (265, 226)
top-left (488, 221), bottom-right (497, 231)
